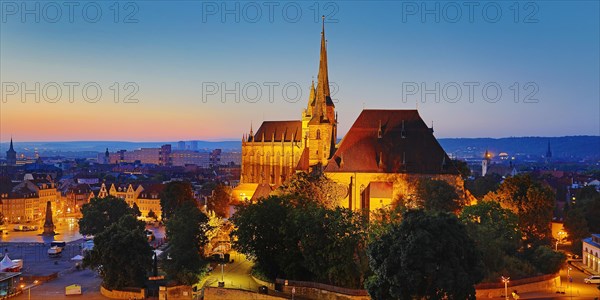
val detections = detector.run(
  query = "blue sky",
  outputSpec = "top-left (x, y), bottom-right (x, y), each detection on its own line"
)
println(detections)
top-left (1, 1), bottom-right (599, 141)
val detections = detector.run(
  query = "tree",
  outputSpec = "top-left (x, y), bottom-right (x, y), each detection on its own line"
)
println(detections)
top-left (564, 192), bottom-right (600, 253)
top-left (484, 175), bottom-right (555, 244)
top-left (451, 159), bottom-right (471, 179)
top-left (564, 207), bottom-right (590, 253)
top-left (366, 210), bottom-right (484, 300)
top-left (147, 209), bottom-right (158, 222)
top-left (164, 202), bottom-right (210, 285)
top-left (416, 178), bottom-right (461, 213)
top-left (208, 184), bottom-right (231, 218)
top-left (290, 204), bottom-right (369, 288)
top-left (160, 181), bottom-right (196, 220)
top-left (275, 172), bottom-right (346, 208)
top-left (78, 196), bottom-right (136, 236)
top-left (465, 174), bottom-right (502, 199)
top-left (231, 196), bottom-right (370, 287)
top-left (529, 246), bottom-right (565, 275)
top-left (231, 196), bottom-right (298, 279)
top-left (83, 214), bottom-right (152, 289)
top-left (460, 201), bottom-right (522, 281)
top-left (131, 202), bottom-right (141, 218)
top-left (575, 185), bottom-right (599, 202)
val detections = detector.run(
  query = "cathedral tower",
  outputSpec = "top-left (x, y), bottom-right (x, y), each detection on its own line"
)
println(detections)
top-left (305, 16), bottom-right (337, 167)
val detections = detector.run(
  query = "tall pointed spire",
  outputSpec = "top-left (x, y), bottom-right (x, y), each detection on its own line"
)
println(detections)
top-left (9, 137), bottom-right (14, 151)
top-left (316, 15), bottom-right (330, 105)
top-left (311, 15), bottom-right (334, 124)
top-left (307, 79), bottom-right (316, 116)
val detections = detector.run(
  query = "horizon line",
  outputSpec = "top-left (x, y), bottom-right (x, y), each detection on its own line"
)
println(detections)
top-left (1, 135), bottom-right (599, 144)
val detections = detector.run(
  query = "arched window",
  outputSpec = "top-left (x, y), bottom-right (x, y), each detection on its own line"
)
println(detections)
top-left (316, 130), bottom-right (321, 140)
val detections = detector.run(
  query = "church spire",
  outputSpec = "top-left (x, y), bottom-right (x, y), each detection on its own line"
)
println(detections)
top-left (9, 137), bottom-right (14, 152)
top-left (316, 15), bottom-right (330, 106)
top-left (311, 16), bottom-right (335, 124)
top-left (307, 79), bottom-right (316, 116)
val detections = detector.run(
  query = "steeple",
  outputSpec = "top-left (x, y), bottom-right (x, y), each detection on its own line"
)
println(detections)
top-left (248, 122), bottom-right (254, 141)
top-left (316, 15), bottom-right (330, 106)
top-left (6, 137), bottom-right (17, 166)
top-left (306, 80), bottom-right (316, 116)
top-left (311, 15), bottom-right (335, 124)
top-left (546, 141), bottom-right (552, 158)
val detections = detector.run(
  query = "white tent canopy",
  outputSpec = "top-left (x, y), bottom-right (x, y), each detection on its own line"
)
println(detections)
top-left (0, 254), bottom-right (15, 271)
top-left (71, 255), bottom-right (84, 261)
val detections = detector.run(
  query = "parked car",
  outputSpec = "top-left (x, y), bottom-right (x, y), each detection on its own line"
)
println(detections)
top-left (48, 246), bottom-right (62, 257)
top-left (584, 275), bottom-right (600, 284)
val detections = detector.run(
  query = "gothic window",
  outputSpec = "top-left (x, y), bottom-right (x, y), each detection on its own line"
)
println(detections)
top-left (316, 130), bottom-right (321, 140)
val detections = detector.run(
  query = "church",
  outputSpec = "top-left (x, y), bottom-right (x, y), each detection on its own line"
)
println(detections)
top-left (235, 20), bottom-right (467, 212)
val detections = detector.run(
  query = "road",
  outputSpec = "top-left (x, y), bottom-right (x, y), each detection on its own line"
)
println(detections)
top-left (515, 262), bottom-right (600, 299)
top-left (0, 217), bottom-right (83, 243)
top-left (202, 251), bottom-right (261, 291)
top-left (13, 269), bottom-right (104, 300)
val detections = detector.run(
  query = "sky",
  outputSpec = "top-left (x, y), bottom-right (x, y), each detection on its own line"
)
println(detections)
top-left (1, 0), bottom-right (599, 142)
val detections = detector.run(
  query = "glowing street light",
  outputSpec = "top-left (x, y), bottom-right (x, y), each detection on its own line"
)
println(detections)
top-left (501, 276), bottom-right (510, 300)
top-left (567, 267), bottom-right (573, 300)
top-left (20, 280), bottom-right (39, 300)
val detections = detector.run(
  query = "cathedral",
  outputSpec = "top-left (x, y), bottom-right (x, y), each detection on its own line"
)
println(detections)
top-left (236, 20), bottom-right (467, 212)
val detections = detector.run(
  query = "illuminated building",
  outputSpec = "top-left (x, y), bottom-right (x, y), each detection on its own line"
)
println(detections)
top-left (583, 234), bottom-right (600, 273)
top-left (237, 20), bottom-right (466, 212)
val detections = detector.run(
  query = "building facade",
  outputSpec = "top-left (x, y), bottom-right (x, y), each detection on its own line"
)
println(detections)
top-left (96, 182), bottom-right (163, 221)
top-left (0, 178), bottom-right (58, 223)
top-left (583, 234), bottom-right (600, 274)
top-left (237, 21), bottom-right (464, 212)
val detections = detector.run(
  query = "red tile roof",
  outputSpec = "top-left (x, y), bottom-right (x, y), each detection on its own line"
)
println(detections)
top-left (295, 148), bottom-right (310, 171)
top-left (325, 109), bottom-right (458, 174)
top-left (252, 121), bottom-right (302, 142)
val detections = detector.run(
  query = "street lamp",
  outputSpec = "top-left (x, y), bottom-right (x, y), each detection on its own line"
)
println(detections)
top-left (501, 276), bottom-right (510, 300)
top-left (218, 252), bottom-right (225, 288)
top-left (20, 280), bottom-right (39, 300)
top-left (567, 267), bottom-right (572, 300)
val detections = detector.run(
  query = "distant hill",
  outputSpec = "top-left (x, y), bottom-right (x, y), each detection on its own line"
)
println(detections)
top-left (438, 136), bottom-right (600, 160)
top-left (1, 136), bottom-right (598, 161)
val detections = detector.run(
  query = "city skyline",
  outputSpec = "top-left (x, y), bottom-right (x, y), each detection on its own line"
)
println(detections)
top-left (1, 1), bottom-right (599, 142)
